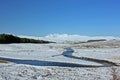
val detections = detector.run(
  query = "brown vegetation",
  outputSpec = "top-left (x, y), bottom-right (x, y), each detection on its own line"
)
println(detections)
top-left (81, 57), bottom-right (120, 66)
top-left (0, 60), bottom-right (8, 63)
top-left (110, 67), bottom-right (120, 80)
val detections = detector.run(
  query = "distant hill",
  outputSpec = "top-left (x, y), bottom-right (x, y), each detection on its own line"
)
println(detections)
top-left (38, 34), bottom-right (118, 43)
top-left (87, 39), bottom-right (106, 43)
top-left (0, 34), bottom-right (52, 44)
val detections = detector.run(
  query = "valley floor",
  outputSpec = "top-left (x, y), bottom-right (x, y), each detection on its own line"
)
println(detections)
top-left (0, 41), bottom-right (120, 80)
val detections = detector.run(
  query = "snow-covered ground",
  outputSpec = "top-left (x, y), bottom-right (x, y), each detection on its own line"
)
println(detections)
top-left (0, 35), bottom-right (120, 80)
top-left (19, 34), bottom-right (120, 43)
top-left (1, 43), bottom-right (118, 66)
top-left (1, 63), bottom-right (120, 80)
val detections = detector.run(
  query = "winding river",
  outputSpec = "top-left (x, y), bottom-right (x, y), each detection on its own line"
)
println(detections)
top-left (0, 48), bottom-right (118, 67)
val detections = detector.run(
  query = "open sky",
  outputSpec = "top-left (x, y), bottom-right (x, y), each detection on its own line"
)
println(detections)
top-left (0, 0), bottom-right (120, 36)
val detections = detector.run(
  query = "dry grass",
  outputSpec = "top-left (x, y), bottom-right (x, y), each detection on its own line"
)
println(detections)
top-left (110, 67), bottom-right (120, 80)
top-left (0, 60), bottom-right (8, 63)
top-left (81, 57), bottom-right (119, 66)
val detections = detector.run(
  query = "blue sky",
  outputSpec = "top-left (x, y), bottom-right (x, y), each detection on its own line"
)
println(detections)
top-left (0, 0), bottom-right (120, 36)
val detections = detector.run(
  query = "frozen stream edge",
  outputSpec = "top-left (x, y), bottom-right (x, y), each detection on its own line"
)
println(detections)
top-left (0, 48), bottom-right (119, 67)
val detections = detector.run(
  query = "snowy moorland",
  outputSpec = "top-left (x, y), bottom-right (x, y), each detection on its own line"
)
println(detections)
top-left (0, 34), bottom-right (120, 80)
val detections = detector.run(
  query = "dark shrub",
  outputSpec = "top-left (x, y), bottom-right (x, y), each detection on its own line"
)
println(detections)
top-left (0, 34), bottom-right (20, 43)
top-left (87, 39), bottom-right (106, 43)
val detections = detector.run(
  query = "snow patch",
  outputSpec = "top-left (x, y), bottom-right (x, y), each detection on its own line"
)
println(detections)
top-left (18, 34), bottom-right (120, 43)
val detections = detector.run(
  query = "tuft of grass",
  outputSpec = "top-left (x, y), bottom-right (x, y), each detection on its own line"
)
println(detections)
top-left (110, 67), bottom-right (120, 80)
top-left (0, 60), bottom-right (8, 63)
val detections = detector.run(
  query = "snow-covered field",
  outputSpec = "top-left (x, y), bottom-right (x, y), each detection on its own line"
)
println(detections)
top-left (0, 35), bottom-right (120, 80)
